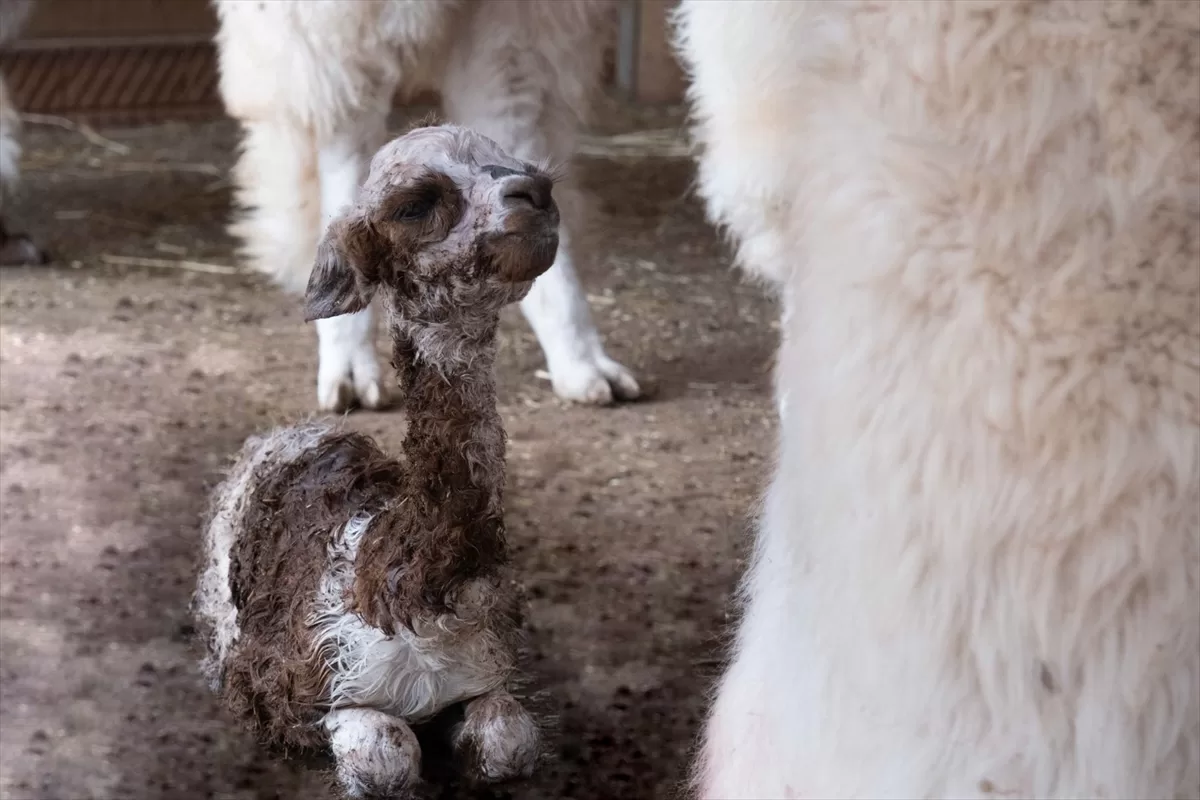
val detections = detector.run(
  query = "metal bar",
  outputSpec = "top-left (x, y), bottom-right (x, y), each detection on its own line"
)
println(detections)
top-left (615, 0), bottom-right (640, 100)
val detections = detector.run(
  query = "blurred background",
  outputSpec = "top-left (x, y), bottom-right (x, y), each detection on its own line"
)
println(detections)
top-left (1, 0), bottom-right (686, 123)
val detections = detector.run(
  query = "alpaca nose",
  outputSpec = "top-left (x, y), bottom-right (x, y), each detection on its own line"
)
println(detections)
top-left (501, 174), bottom-right (554, 212)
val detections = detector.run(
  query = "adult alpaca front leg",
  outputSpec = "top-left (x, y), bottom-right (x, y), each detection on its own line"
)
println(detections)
top-left (518, 225), bottom-right (639, 404)
top-left (314, 105), bottom-right (391, 413)
top-left (439, 0), bottom-right (640, 406)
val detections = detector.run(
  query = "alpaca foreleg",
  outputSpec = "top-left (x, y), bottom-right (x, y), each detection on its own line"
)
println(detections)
top-left (452, 689), bottom-right (541, 784)
top-left (326, 707), bottom-right (422, 799)
top-left (314, 102), bottom-right (391, 413)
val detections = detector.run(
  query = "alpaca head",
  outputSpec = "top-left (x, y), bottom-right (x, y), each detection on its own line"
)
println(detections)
top-left (303, 125), bottom-right (560, 332)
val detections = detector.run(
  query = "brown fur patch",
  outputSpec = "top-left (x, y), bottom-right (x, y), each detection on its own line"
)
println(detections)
top-left (220, 430), bottom-right (406, 751)
top-left (481, 226), bottom-right (560, 284)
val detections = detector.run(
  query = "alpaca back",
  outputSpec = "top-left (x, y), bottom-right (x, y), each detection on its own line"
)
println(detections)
top-left (194, 421), bottom-right (407, 751)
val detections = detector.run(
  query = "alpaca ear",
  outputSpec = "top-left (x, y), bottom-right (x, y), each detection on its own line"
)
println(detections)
top-left (303, 216), bottom-right (381, 322)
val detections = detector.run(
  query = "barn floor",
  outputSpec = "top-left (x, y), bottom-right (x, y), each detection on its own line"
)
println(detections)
top-left (0, 105), bottom-right (777, 800)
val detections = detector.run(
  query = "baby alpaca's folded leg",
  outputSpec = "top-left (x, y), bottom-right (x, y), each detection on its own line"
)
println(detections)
top-left (325, 708), bottom-right (421, 799)
top-left (452, 690), bottom-right (541, 784)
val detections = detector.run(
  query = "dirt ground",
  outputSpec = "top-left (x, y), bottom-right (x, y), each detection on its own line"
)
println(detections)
top-left (0, 105), bottom-right (778, 800)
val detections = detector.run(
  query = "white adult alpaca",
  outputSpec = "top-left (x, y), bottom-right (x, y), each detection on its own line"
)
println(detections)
top-left (214, 0), bottom-right (639, 412)
top-left (675, 1), bottom-right (1200, 797)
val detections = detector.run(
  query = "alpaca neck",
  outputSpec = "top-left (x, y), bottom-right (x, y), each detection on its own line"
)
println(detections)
top-left (350, 319), bottom-right (511, 632)
top-left (394, 323), bottom-right (506, 544)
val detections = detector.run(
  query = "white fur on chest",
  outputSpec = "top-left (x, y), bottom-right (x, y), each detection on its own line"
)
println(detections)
top-left (309, 514), bottom-right (510, 723)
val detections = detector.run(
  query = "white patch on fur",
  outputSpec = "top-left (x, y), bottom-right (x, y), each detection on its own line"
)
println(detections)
top-left (325, 706), bottom-right (421, 799)
top-left (309, 514), bottom-right (510, 723)
top-left (193, 421), bottom-right (333, 690)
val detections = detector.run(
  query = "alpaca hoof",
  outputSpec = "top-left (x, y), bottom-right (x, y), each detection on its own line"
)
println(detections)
top-left (327, 708), bottom-right (422, 799)
top-left (0, 230), bottom-right (48, 266)
top-left (317, 365), bottom-right (392, 414)
top-left (548, 351), bottom-right (641, 405)
top-left (316, 317), bottom-right (392, 414)
top-left (453, 692), bottom-right (541, 784)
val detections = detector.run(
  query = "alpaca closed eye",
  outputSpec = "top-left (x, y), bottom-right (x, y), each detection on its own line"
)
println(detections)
top-left (392, 196), bottom-right (437, 222)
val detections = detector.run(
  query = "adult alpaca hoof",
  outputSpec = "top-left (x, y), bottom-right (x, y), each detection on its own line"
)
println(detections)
top-left (316, 342), bottom-right (392, 414)
top-left (318, 371), bottom-right (392, 414)
top-left (547, 349), bottom-right (641, 405)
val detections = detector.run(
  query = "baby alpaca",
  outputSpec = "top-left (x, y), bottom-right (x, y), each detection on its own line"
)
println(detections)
top-left (192, 125), bottom-right (554, 798)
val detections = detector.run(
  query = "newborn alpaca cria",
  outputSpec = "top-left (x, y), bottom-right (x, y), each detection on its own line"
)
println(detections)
top-left (192, 125), bottom-right (558, 798)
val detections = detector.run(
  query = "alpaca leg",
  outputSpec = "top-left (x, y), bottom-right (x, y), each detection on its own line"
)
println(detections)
top-left (316, 301), bottom-right (387, 413)
top-left (440, 4), bottom-right (640, 406)
top-left (314, 104), bottom-right (391, 413)
top-left (452, 690), bottom-right (540, 784)
top-left (0, 219), bottom-right (46, 266)
top-left (517, 226), bottom-right (641, 404)
top-left (326, 707), bottom-right (422, 799)
top-left (0, 73), bottom-right (46, 267)
top-left (698, 639), bottom-right (798, 800)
